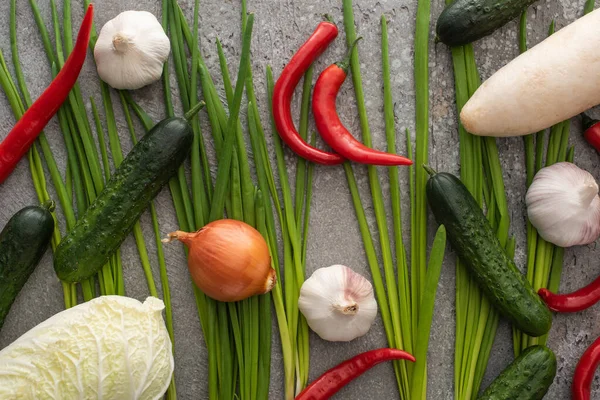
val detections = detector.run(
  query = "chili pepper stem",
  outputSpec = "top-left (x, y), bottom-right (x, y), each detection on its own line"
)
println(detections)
top-left (581, 112), bottom-right (598, 131)
top-left (336, 37), bottom-right (363, 72)
top-left (323, 14), bottom-right (335, 24)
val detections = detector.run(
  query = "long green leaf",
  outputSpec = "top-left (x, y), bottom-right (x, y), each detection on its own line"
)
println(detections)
top-left (410, 225), bottom-right (446, 399)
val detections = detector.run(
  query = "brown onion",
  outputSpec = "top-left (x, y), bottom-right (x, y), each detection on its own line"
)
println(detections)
top-left (164, 219), bottom-right (276, 302)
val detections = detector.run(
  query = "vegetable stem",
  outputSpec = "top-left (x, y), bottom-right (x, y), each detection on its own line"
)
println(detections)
top-left (209, 14), bottom-right (255, 222)
top-left (413, 0), bottom-right (431, 320)
top-left (446, 3), bottom-right (511, 394)
top-left (410, 226), bottom-right (446, 399)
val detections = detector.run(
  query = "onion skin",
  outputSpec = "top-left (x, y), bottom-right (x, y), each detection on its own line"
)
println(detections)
top-left (167, 219), bottom-right (276, 302)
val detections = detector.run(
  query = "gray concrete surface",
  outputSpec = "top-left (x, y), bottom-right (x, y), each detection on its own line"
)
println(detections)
top-left (0, 0), bottom-right (598, 398)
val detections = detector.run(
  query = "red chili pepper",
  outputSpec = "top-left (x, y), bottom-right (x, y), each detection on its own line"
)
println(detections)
top-left (272, 17), bottom-right (344, 165)
top-left (312, 39), bottom-right (412, 166)
top-left (573, 335), bottom-right (600, 400)
top-left (581, 113), bottom-right (600, 154)
top-left (0, 4), bottom-right (93, 184)
top-left (538, 274), bottom-right (600, 313)
top-left (295, 348), bottom-right (415, 400)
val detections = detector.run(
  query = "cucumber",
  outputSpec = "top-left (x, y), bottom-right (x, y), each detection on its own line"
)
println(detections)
top-left (436, 0), bottom-right (536, 46)
top-left (0, 201), bottom-right (55, 329)
top-left (54, 117), bottom-right (193, 283)
top-left (478, 345), bottom-right (557, 399)
top-left (425, 168), bottom-right (552, 336)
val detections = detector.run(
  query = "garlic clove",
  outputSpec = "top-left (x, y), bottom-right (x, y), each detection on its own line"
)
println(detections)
top-left (298, 265), bottom-right (377, 342)
top-left (94, 11), bottom-right (171, 90)
top-left (526, 162), bottom-right (600, 247)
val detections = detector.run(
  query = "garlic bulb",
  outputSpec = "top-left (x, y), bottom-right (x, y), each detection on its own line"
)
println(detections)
top-left (526, 162), bottom-right (600, 247)
top-left (298, 265), bottom-right (377, 342)
top-left (94, 11), bottom-right (170, 90)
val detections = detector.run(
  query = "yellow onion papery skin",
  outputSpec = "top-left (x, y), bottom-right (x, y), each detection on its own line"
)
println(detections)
top-left (167, 219), bottom-right (276, 302)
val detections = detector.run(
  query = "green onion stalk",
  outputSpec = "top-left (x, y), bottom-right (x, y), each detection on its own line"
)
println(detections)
top-left (11, 0), bottom-right (176, 395)
top-left (140, 0), bottom-right (312, 398)
top-left (266, 67), bottom-right (312, 398)
top-left (514, 12), bottom-right (582, 354)
top-left (255, 31), bottom-right (312, 400)
top-left (443, 0), bottom-right (513, 397)
top-left (6, 0), bottom-right (178, 329)
top-left (41, 0), bottom-right (169, 304)
top-left (10, 1), bottom-right (113, 307)
top-left (224, 3), bottom-right (312, 396)
top-left (0, 52), bottom-right (70, 297)
top-left (338, 2), bottom-right (447, 399)
top-left (410, 0), bottom-right (438, 394)
top-left (28, 0), bottom-right (102, 302)
top-left (161, 1), bottom-right (248, 398)
top-left (342, 3), bottom-right (407, 398)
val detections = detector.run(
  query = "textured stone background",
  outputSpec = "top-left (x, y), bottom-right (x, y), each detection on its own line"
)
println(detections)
top-left (0, 0), bottom-right (599, 399)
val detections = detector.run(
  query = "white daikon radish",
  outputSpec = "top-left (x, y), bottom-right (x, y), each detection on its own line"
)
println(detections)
top-left (460, 8), bottom-right (600, 137)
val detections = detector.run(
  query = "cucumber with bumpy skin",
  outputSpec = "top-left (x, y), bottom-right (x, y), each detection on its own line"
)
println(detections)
top-left (436, 0), bottom-right (537, 46)
top-left (425, 167), bottom-right (552, 337)
top-left (54, 117), bottom-right (193, 283)
top-left (0, 201), bottom-right (55, 329)
top-left (478, 345), bottom-right (557, 400)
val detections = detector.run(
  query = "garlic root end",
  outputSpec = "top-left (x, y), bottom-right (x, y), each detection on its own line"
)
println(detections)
top-left (112, 33), bottom-right (131, 53)
top-left (334, 302), bottom-right (359, 315)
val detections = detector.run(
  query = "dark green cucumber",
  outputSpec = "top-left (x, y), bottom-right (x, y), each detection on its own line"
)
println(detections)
top-left (436, 0), bottom-right (536, 46)
top-left (478, 345), bottom-right (557, 399)
top-left (0, 202), bottom-right (55, 329)
top-left (54, 117), bottom-right (193, 283)
top-left (425, 168), bottom-right (552, 336)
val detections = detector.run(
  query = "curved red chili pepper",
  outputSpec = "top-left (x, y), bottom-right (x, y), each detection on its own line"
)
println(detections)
top-left (573, 335), bottom-right (600, 400)
top-left (272, 18), bottom-right (345, 165)
top-left (312, 40), bottom-right (413, 166)
top-left (581, 113), bottom-right (600, 154)
top-left (0, 4), bottom-right (93, 184)
top-left (295, 348), bottom-right (415, 400)
top-left (538, 274), bottom-right (600, 313)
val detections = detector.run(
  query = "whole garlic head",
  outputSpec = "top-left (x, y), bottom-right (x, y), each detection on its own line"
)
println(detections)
top-left (298, 265), bottom-right (377, 342)
top-left (94, 11), bottom-right (170, 90)
top-left (526, 162), bottom-right (600, 247)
